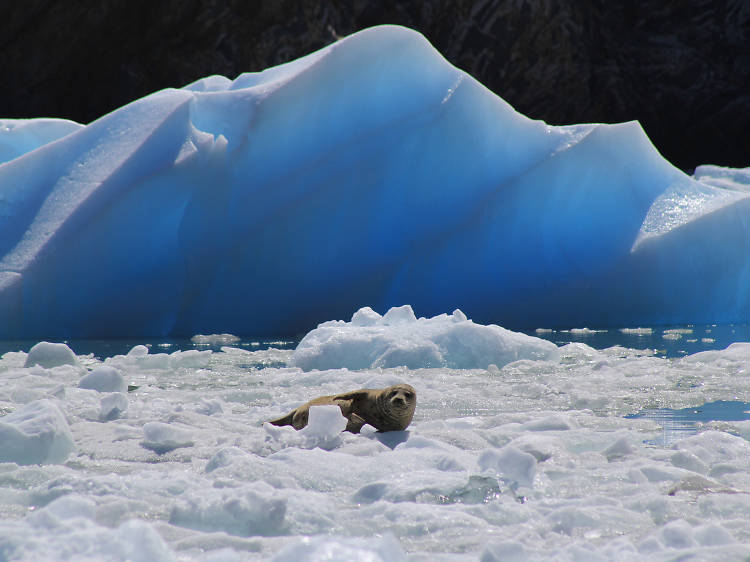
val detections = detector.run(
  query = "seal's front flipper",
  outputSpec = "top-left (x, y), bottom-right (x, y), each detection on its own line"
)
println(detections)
top-left (345, 413), bottom-right (367, 433)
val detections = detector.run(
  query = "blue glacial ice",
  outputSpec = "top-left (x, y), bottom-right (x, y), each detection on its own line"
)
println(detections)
top-left (1, 24), bottom-right (749, 338)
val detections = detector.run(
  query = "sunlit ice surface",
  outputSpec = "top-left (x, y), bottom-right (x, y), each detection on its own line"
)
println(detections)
top-left (3, 306), bottom-right (750, 560)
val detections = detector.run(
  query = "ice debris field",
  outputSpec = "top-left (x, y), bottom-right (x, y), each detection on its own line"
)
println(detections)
top-left (1, 26), bottom-right (750, 338)
top-left (5, 307), bottom-right (750, 560)
top-left (3, 23), bottom-right (750, 561)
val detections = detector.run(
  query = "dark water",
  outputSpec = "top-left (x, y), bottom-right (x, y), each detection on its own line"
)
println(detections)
top-left (0, 337), bottom-right (298, 361)
top-left (626, 401), bottom-right (750, 446)
top-left (526, 323), bottom-right (750, 359)
top-left (1, 323), bottom-right (748, 360)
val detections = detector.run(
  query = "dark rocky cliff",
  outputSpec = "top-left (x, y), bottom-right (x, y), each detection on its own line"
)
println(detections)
top-left (2, 0), bottom-right (748, 170)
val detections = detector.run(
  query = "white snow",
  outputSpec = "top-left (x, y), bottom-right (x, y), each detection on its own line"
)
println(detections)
top-left (1, 311), bottom-right (750, 559)
top-left (1, 25), bottom-right (750, 338)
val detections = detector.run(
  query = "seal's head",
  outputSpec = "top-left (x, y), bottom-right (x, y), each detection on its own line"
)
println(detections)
top-left (375, 383), bottom-right (416, 431)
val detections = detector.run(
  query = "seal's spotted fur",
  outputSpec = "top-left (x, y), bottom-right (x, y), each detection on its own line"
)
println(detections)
top-left (268, 384), bottom-right (416, 433)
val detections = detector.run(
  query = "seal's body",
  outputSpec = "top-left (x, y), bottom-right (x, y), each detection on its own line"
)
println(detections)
top-left (268, 384), bottom-right (416, 433)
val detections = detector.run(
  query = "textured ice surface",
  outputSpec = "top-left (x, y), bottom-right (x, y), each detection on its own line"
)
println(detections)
top-left (3, 312), bottom-right (750, 559)
top-left (0, 399), bottom-right (74, 465)
top-left (291, 305), bottom-right (558, 370)
top-left (0, 118), bottom-right (83, 165)
top-left (2, 25), bottom-right (750, 339)
top-left (694, 165), bottom-right (750, 192)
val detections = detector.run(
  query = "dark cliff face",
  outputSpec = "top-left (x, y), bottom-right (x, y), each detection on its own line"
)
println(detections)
top-left (2, 0), bottom-right (748, 170)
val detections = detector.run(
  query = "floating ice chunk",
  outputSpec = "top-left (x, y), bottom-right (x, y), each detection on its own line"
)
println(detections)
top-left (140, 421), bottom-right (194, 454)
top-left (191, 333), bottom-right (241, 345)
top-left (171, 349), bottom-right (212, 368)
top-left (658, 519), bottom-right (696, 549)
top-left (194, 398), bottom-right (223, 416)
top-left (205, 447), bottom-right (248, 473)
top-left (78, 366), bottom-right (126, 393)
top-left (670, 450), bottom-right (708, 474)
top-left (545, 506), bottom-right (598, 536)
top-left (565, 327), bottom-right (606, 335)
top-left (115, 520), bottom-right (177, 562)
top-left (128, 345), bottom-right (149, 357)
top-left (480, 540), bottom-right (527, 562)
top-left (352, 482), bottom-right (390, 504)
top-left (298, 405), bottom-right (349, 450)
top-left (291, 306), bottom-right (558, 371)
top-left (684, 342), bottom-right (750, 364)
top-left (695, 523), bottom-right (736, 546)
top-left (3, 494), bottom-right (176, 561)
top-left (639, 465), bottom-right (690, 483)
top-left (106, 347), bottom-right (212, 371)
top-left (100, 393), bottom-right (128, 421)
top-left (619, 327), bottom-right (653, 335)
top-left (23, 342), bottom-right (77, 369)
top-left (271, 533), bottom-right (406, 562)
top-left (520, 415), bottom-right (574, 431)
top-left (169, 484), bottom-right (286, 536)
top-left (478, 446), bottom-right (536, 488)
top-left (603, 436), bottom-right (636, 461)
top-left (39, 494), bottom-right (96, 521)
top-left (0, 399), bottom-right (74, 464)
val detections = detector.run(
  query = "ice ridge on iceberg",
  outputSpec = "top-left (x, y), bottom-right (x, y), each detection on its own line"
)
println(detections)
top-left (0, 25), bottom-right (749, 338)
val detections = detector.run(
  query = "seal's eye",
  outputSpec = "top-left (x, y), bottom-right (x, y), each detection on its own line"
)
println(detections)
top-left (404, 393), bottom-right (413, 400)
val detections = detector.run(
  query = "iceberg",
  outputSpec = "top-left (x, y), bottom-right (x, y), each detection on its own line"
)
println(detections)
top-left (1, 25), bottom-right (748, 338)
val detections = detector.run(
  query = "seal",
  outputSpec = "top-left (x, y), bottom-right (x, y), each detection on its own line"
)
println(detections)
top-left (268, 383), bottom-right (416, 433)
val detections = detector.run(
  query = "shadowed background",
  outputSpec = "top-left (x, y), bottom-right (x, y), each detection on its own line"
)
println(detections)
top-left (2, 0), bottom-right (748, 171)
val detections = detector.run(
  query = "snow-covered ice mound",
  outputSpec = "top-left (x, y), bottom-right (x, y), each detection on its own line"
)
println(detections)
top-left (24, 342), bottom-right (78, 369)
top-left (141, 421), bottom-right (194, 454)
top-left (0, 399), bottom-right (74, 465)
top-left (291, 305), bottom-right (558, 370)
top-left (1, 25), bottom-right (749, 338)
top-left (78, 365), bottom-right (126, 393)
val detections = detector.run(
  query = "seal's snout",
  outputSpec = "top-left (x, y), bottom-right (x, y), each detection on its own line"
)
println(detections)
top-left (388, 385), bottom-right (416, 411)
